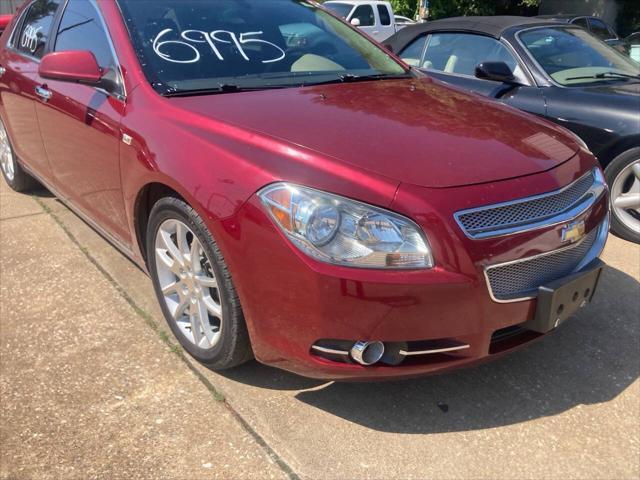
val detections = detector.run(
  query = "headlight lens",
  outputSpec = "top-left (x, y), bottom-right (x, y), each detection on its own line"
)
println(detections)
top-left (259, 183), bottom-right (434, 269)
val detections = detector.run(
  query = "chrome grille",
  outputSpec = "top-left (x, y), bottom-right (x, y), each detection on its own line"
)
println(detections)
top-left (485, 226), bottom-right (599, 302)
top-left (456, 171), bottom-right (596, 239)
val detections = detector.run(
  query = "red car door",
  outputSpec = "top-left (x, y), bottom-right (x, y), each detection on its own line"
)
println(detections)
top-left (0, 0), bottom-right (61, 183)
top-left (34, 0), bottom-right (130, 244)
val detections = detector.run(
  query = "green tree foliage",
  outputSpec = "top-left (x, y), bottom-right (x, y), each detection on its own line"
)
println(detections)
top-left (389, 0), bottom-right (419, 18)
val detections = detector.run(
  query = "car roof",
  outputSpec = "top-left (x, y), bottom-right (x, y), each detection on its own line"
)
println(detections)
top-left (537, 14), bottom-right (583, 21)
top-left (386, 15), bottom-right (566, 51)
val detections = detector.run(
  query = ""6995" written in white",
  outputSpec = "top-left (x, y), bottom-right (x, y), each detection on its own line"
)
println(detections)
top-left (152, 29), bottom-right (286, 65)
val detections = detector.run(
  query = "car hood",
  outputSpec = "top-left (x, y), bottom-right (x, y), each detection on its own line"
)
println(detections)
top-left (575, 80), bottom-right (640, 98)
top-left (170, 78), bottom-right (580, 188)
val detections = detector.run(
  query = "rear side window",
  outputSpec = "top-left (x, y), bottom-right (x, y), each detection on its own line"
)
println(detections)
top-left (377, 5), bottom-right (391, 26)
top-left (16, 0), bottom-right (61, 59)
top-left (351, 5), bottom-right (374, 27)
top-left (588, 18), bottom-right (615, 40)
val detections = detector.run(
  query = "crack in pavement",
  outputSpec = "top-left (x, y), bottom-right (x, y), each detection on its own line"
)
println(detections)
top-left (32, 196), bottom-right (301, 480)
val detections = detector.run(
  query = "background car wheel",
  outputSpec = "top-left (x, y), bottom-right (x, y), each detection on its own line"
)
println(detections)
top-left (605, 148), bottom-right (640, 243)
top-left (146, 196), bottom-right (253, 369)
top-left (0, 119), bottom-right (39, 192)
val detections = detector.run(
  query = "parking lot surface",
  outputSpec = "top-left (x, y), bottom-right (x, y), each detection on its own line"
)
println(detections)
top-left (1, 177), bottom-right (639, 479)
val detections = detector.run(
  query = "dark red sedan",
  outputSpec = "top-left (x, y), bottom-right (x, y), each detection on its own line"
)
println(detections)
top-left (0, 0), bottom-right (609, 380)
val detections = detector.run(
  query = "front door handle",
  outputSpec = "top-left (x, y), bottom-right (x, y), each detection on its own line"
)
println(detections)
top-left (35, 85), bottom-right (52, 102)
top-left (0, 66), bottom-right (6, 78)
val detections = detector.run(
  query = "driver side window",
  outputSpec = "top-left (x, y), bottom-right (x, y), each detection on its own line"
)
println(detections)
top-left (418, 33), bottom-right (526, 82)
top-left (54, 0), bottom-right (123, 96)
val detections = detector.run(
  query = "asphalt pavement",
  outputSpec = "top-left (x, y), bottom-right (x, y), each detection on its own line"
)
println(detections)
top-left (1, 177), bottom-right (639, 479)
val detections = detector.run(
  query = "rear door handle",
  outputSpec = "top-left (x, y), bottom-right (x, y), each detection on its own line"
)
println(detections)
top-left (0, 66), bottom-right (6, 77)
top-left (35, 85), bottom-right (52, 102)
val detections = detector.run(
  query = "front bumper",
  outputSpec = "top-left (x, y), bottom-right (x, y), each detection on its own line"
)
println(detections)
top-left (214, 153), bottom-right (609, 380)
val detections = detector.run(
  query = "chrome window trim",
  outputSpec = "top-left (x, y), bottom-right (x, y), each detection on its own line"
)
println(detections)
top-left (483, 214), bottom-right (609, 304)
top-left (454, 168), bottom-right (607, 240)
top-left (6, 1), bottom-right (31, 49)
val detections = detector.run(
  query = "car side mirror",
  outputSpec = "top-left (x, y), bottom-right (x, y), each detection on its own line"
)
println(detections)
top-left (350, 18), bottom-right (361, 27)
top-left (383, 43), bottom-right (394, 53)
top-left (475, 61), bottom-right (519, 84)
top-left (39, 51), bottom-right (103, 85)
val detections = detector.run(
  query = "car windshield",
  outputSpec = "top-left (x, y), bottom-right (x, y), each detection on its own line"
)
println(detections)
top-left (323, 3), bottom-right (354, 19)
top-left (115, 0), bottom-right (407, 95)
top-left (519, 26), bottom-right (639, 86)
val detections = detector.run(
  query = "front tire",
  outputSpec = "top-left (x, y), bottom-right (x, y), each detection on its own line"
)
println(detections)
top-left (605, 148), bottom-right (640, 244)
top-left (146, 196), bottom-right (253, 369)
top-left (0, 118), bottom-right (39, 192)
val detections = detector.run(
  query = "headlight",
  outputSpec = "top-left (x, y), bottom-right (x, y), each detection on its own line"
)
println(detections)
top-left (258, 183), bottom-right (434, 269)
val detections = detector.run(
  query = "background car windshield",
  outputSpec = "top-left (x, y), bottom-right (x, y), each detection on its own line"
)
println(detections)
top-left (116, 0), bottom-right (406, 94)
top-left (520, 27), bottom-right (639, 85)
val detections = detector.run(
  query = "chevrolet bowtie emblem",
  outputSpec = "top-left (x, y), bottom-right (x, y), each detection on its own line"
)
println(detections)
top-left (561, 220), bottom-right (586, 244)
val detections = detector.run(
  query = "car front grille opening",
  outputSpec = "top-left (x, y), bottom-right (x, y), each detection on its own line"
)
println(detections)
top-left (485, 226), bottom-right (598, 302)
top-left (489, 325), bottom-right (540, 355)
top-left (456, 171), bottom-right (594, 238)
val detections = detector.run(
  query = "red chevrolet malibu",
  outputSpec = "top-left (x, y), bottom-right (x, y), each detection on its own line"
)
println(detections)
top-left (0, 0), bottom-right (609, 380)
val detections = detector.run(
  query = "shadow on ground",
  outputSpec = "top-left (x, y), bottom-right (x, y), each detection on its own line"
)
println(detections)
top-left (223, 266), bottom-right (640, 433)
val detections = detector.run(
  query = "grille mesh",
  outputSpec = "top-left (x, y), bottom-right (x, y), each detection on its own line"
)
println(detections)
top-left (486, 227), bottom-right (598, 301)
top-left (458, 173), bottom-right (594, 236)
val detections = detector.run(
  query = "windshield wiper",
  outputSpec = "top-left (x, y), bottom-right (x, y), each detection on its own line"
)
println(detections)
top-left (161, 83), bottom-right (286, 97)
top-left (565, 71), bottom-right (640, 81)
top-left (306, 72), bottom-right (413, 87)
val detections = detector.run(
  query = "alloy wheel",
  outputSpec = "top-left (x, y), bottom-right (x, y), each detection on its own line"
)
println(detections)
top-left (611, 160), bottom-right (640, 235)
top-left (154, 219), bottom-right (223, 349)
top-left (0, 121), bottom-right (15, 182)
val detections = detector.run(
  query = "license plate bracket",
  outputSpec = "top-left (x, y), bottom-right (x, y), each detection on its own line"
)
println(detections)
top-left (524, 259), bottom-right (604, 334)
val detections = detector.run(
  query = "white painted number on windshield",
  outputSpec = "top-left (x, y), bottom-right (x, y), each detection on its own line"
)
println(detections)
top-left (153, 29), bottom-right (286, 64)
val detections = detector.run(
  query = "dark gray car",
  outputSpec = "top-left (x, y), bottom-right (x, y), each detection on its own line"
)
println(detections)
top-left (386, 16), bottom-right (640, 243)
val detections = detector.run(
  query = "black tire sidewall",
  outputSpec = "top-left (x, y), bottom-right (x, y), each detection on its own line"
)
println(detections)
top-left (146, 197), bottom-right (246, 366)
top-left (604, 147), bottom-right (640, 243)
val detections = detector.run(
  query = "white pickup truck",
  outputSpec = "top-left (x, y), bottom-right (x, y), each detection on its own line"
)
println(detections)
top-left (323, 1), bottom-right (398, 43)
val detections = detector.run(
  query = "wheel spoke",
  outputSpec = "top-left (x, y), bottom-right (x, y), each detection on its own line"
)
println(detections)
top-left (176, 222), bottom-right (190, 259)
top-left (203, 296), bottom-right (222, 317)
top-left (190, 303), bottom-right (205, 346)
top-left (190, 237), bottom-right (203, 272)
top-left (161, 281), bottom-right (179, 296)
top-left (632, 162), bottom-right (640, 181)
top-left (173, 297), bottom-right (189, 321)
top-left (160, 228), bottom-right (185, 267)
top-left (156, 248), bottom-right (176, 271)
top-left (196, 275), bottom-right (217, 289)
top-left (614, 193), bottom-right (640, 209)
